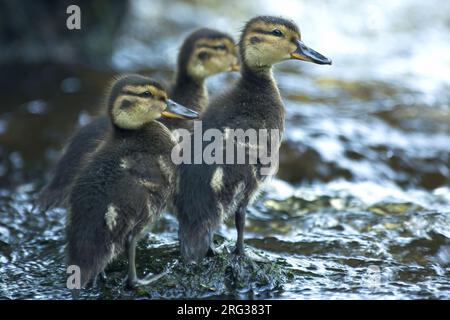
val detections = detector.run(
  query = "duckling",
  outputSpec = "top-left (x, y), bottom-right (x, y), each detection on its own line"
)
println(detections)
top-left (174, 16), bottom-right (331, 262)
top-left (66, 75), bottom-right (198, 289)
top-left (37, 28), bottom-right (238, 211)
top-left (161, 28), bottom-right (239, 131)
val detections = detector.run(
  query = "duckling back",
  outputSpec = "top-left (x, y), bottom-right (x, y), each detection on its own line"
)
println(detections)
top-left (174, 75), bottom-right (284, 262)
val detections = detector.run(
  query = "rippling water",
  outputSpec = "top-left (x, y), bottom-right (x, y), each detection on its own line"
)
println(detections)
top-left (0, 0), bottom-right (449, 299)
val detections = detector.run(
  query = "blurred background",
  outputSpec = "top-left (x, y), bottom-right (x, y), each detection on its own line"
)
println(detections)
top-left (0, 0), bottom-right (449, 299)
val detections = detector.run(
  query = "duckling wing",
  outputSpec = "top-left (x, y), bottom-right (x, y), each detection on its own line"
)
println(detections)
top-left (37, 116), bottom-right (110, 210)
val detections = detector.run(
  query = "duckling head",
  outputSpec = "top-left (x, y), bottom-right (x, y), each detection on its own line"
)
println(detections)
top-left (108, 75), bottom-right (199, 130)
top-left (239, 16), bottom-right (332, 70)
top-left (177, 28), bottom-right (239, 82)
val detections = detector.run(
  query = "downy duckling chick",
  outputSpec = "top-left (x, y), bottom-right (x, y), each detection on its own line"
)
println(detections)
top-left (66, 75), bottom-right (198, 289)
top-left (174, 16), bottom-right (331, 262)
top-left (36, 28), bottom-right (238, 211)
top-left (161, 28), bottom-right (239, 131)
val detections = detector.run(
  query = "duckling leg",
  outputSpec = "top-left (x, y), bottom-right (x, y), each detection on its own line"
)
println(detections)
top-left (206, 245), bottom-right (217, 257)
top-left (125, 234), bottom-right (166, 288)
top-left (126, 234), bottom-right (139, 287)
top-left (93, 270), bottom-right (107, 287)
top-left (233, 206), bottom-right (246, 256)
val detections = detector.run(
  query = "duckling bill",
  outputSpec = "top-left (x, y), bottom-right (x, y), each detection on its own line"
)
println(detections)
top-left (66, 75), bottom-right (197, 290)
top-left (174, 16), bottom-right (331, 263)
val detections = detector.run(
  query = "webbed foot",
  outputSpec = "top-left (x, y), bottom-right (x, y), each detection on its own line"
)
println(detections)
top-left (126, 271), bottom-right (167, 288)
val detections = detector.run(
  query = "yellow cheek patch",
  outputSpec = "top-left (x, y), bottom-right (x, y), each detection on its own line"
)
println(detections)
top-left (224, 39), bottom-right (237, 54)
top-left (154, 89), bottom-right (167, 101)
top-left (188, 38), bottom-right (239, 78)
top-left (279, 27), bottom-right (300, 40)
top-left (112, 96), bottom-right (163, 129)
top-left (112, 96), bottom-right (141, 129)
top-left (244, 21), bottom-right (301, 57)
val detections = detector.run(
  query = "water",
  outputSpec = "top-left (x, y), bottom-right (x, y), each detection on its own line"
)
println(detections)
top-left (0, 0), bottom-right (449, 299)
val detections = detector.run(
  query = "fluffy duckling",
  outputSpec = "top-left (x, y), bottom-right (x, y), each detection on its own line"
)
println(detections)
top-left (174, 16), bottom-right (331, 262)
top-left (66, 75), bottom-right (198, 289)
top-left (37, 28), bottom-right (238, 211)
top-left (161, 28), bottom-right (239, 131)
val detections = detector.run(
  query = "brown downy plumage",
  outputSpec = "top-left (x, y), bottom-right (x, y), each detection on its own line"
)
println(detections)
top-left (174, 16), bottom-right (331, 263)
top-left (66, 75), bottom-right (197, 291)
top-left (36, 28), bottom-right (238, 211)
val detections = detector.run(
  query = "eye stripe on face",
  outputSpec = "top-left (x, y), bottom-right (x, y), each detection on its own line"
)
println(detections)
top-left (195, 37), bottom-right (236, 52)
top-left (252, 28), bottom-right (285, 38)
top-left (248, 21), bottom-right (300, 40)
top-left (253, 28), bottom-right (277, 35)
top-left (121, 85), bottom-right (167, 100)
top-left (122, 90), bottom-right (148, 97)
top-left (196, 44), bottom-right (228, 52)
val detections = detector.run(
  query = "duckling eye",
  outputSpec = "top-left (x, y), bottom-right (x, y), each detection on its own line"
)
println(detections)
top-left (272, 29), bottom-right (283, 37)
top-left (215, 44), bottom-right (226, 50)
top-left (142, 91), bottom-right (152, 97)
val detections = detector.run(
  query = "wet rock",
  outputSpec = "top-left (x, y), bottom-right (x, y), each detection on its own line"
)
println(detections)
top-left (264, 195), bottom-right (336, 216)
top-left (121, 241), bottom-right (289, 299)
top-left (368, 202), bottom-right (424, 215)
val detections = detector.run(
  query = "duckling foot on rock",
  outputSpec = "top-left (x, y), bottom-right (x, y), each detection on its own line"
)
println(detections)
top-left (125, 234), bottom-right (167, 288)
top-left (206, 245), bottom-right (217, 257)
top-left (92, 271), bottom-right (107, 288)
top-left (232, 246), bottom-right (245, 256)
top-left (127, 271), bottom-right (167, 288)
